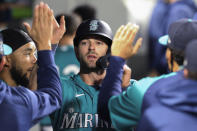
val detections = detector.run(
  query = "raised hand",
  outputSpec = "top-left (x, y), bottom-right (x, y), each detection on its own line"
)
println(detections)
top-left (51, 15), bottom-right (66, 44)
top-left (24, 2), bottom-right (53, 51)
top-left (111, 23), bottom-right (142, 60)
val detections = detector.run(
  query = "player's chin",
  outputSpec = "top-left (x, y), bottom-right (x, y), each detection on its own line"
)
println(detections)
top-left (87, 61), bottom-right (97, 68)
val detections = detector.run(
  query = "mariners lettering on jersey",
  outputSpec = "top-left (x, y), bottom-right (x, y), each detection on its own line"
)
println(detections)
top-left (60, 112), bottom-right (113, 129)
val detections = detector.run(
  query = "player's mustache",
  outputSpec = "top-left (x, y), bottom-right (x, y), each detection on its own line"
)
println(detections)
top-left (86, 51), bottom-right (98, 56)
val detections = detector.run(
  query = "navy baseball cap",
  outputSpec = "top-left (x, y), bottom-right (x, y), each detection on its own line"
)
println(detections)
top-left (0, 28), bottom-right (33, 55)
top-left (184, 39), bottom-right (197, 72)
top-left (0, 33), bottom-right (12, 55)
top-left (159, 19), bottom-right (197, 54)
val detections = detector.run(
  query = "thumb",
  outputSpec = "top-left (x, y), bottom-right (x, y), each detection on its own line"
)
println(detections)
top-left (133, 38), bottom-right (143, 55)
top-left (23, 22), bottom-right (31, 34)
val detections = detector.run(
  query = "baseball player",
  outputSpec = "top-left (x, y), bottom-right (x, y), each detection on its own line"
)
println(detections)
top-left (0, 2), bottom-right (64, 131)
top-left (137, 39), bottom-right (197, 131)
top-left (98, 19), bottom-right (197, 130)
top-left (50, 20), bottom-right (141, 131)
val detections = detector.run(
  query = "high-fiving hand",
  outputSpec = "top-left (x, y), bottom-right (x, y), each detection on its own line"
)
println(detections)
top-left (111, 23), bottom-right (142, 60)
top-left (51, 15), bottom-right (66, 44)
top-left (24, 2), bottom-right (53, 51)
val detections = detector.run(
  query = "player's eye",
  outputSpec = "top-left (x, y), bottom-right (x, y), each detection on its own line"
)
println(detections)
top-left (96, 41), bottom-right (103, 45)
top-left (80, 40), bottom-right (89, 46)
top-left (24, 52), bottom-right (31, 56)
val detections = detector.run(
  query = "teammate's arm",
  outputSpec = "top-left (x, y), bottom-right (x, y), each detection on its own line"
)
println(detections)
top-left (98, 23), bottom-right (142, 120)
top-left (24, 2), bottom-right (62, 123)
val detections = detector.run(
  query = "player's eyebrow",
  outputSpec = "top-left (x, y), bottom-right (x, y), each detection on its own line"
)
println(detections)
top-left (23, 48), bottom-right (33, 53)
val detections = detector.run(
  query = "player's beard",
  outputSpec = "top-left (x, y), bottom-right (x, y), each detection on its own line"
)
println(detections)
top-left (10, 65), bottom-right (29, 87)
top-left (80, 59), bottom-right (100, 72)
top-left (79, 55), bottom-right (102, 73)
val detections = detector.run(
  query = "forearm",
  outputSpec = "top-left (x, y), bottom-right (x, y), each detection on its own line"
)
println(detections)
top-left (98, 56), bottom-right (125, 120)
top-left (37, 50), bottom-right (62, 103)
top-left (31, 51), bottom-right (62, 121)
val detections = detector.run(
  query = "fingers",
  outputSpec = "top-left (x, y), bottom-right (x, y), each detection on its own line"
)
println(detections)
top-left (114, 25), bottom-right (124, 39)
top-left (47, 7), bottom-right (54, 28)
top-left (29, 2), bottom-right (53, 50)
top-left (133, 38), bottom-right (143, 55)
top-left (43, 3), bottom-right (48, 24)
top-left (60, 15), bottom-right (66, 33)
top-left (39, 2), bottom-right (44, 24)
top-left (122, 23), bottom-right (133, 38)
top-left (128, 24), bottom-right (139, 46)
top-left (52, 15), bottom-right (59, 29)
top-left (118, 24), bottom-right (128, 38)
top-left (124, 23), bottom-right (135, 40)
top-left (23, 22), bottom-right (31, 34)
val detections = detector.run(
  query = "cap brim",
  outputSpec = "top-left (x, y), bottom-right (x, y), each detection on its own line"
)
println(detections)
top-left (3, 44), bottom-right (12, 55)
top-left (158, 35), bottom-right (169, 46)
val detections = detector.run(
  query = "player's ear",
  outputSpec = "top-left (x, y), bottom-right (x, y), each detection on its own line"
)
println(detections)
top-left (4, 55), bottom-right (12, 68)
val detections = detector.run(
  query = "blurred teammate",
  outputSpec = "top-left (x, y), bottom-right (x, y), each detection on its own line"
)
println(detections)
top-left (137, 39), bottom-right (197, 131)
top-left (72, 4), bottom-right (97, 22)
top-left (98, 19), bottom-right (197, 130)
top-left (55, 14), bottom-right (81, 76)
top-left (148, 0), bottom-right (197, 75)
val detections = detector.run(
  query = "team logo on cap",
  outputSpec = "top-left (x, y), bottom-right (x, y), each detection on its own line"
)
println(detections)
top-left (89, 20), bottom-right (98, 31)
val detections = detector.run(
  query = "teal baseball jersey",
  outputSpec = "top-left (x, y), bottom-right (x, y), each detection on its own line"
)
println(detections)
top-left (108, 72), bottom-right (176, 130)
top-left (55, 45), bottom-right (80, 76)
top-left (51, 74), bottom-right (114, 131)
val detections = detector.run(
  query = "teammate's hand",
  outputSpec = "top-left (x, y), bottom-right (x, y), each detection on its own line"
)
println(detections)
top-left (51, 15), bottom-right (66, 44)
top-left (24, 2), bottom-right (53, 51)
top-left (122, 64), bottom-right (132, 88)
top-left (111, 23), bottom-right (142, 60)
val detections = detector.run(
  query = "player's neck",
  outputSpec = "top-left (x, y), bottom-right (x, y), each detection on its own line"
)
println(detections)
top-left (79, 70), bottom-right (106, 86)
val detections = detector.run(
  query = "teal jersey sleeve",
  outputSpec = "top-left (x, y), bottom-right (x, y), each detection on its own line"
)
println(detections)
top-left (108, 72), bottom-right (176, 130)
